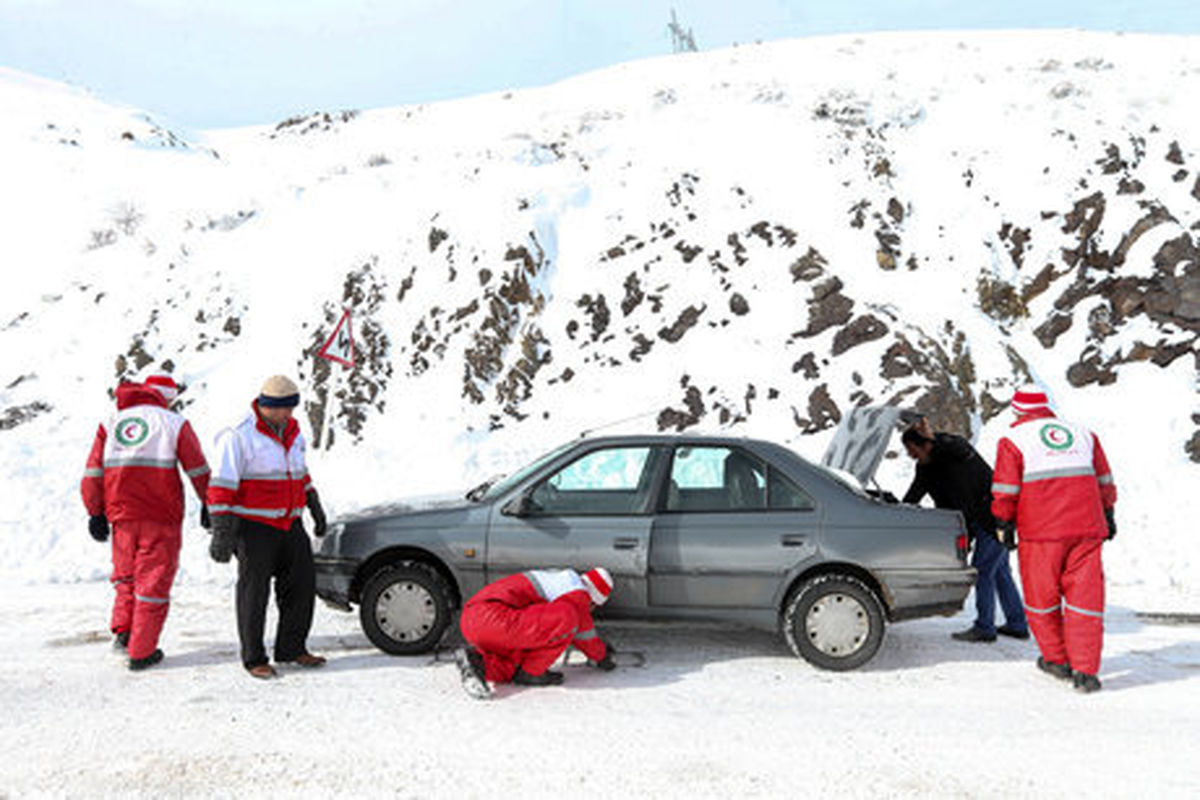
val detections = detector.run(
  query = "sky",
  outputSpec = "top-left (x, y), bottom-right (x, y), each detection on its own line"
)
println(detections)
top-left (0, 0), bottom-right (1197, 130)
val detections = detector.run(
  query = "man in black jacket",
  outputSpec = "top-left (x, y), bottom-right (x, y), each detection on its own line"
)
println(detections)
top-left (902, 419), bottom-right (1029, 643)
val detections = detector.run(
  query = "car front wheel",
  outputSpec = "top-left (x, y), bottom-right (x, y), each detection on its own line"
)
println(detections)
top-left (783, 574), bottom-right (885, 671)
top-left (359, 561), bottom-right (453, 655)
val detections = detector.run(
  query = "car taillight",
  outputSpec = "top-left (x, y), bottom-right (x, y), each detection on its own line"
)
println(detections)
top-left (956, 533), bottom-right (969, 560)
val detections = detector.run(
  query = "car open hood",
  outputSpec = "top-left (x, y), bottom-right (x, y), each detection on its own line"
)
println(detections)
top-left (821, 406), bottom-right (918, 487)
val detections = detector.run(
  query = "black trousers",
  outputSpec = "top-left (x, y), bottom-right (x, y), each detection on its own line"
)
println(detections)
top-left (234, 518), bottom-right (316, 668)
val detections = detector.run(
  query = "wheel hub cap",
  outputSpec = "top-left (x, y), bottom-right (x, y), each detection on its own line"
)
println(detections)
top-left (806, 592), bottom-right (870, 657)
top-left (375, 580), bottom-right (437, 642)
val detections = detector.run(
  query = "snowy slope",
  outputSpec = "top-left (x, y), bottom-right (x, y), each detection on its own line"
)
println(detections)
top-left (1, 31), bottom-right (1198, 609)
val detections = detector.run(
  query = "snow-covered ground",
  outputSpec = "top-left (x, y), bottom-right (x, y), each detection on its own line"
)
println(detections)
top-left (3, 581), bottom-right (1198, 797)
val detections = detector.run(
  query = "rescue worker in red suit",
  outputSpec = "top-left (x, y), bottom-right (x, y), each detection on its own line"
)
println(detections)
top-left (991, 385), bottom-right (1117, 693)
top-left (206, 375), bottom-right (328, 679)
top-left (455, 567), bottom-right (617, 699)
top-left (80, 371), bottom-right (211, 671)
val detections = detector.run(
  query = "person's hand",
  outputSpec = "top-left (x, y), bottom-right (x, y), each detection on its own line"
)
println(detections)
top-left (306, 490), bottom-right (327, 537)
top-left (997, 520), bottom-right (1017, 551)
top-left (209, 515), bottom-right (239, 563)
top-left (88, 515), bottom-right (110, 543)
top-left (1104, 508), bottom-right (1117, 541)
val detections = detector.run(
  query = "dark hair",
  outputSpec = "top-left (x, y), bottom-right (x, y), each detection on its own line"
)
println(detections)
top-left (901, 427), bottom-right (933, 448)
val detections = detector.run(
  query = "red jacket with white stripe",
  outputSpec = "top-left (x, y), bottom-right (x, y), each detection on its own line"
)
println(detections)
top-left (465, 570), bottom-right (608, 661)
top-left (991, 409), bottom-right (1116, 541)
top-left (206, 403), bottom-right (312, 531)
top-left (80, 383), bottom-right (210, 524)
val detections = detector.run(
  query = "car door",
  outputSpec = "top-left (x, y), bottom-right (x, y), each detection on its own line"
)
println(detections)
top-left (486, 444), bottom-right (667, 610)
top-left (648, 444), bottom-right (821, 609)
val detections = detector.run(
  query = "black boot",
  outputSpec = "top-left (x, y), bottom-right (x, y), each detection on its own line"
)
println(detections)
top-left (1036, 656), bottom-right (1073, 681)
top-left (113, 631), bottom-right (130, 651)
top-left (128, 649), bottom-right (164, 671)
top-left (1073, 672), bottom-right (1102, 693)
top-left (513, 668), bottom-right (564, 687)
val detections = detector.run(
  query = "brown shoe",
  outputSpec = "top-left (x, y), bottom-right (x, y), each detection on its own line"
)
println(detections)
top-left (247, 664), bottom-right (278, 679)
top-left (287, 653), bottom-right (326, 668)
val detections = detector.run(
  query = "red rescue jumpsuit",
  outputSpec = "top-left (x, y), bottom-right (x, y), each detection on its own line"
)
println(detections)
top-left (991, 408), bottom-right (1116, 675)
top-left (81, 383), bottom-right (210, 660)
top-left (459, 570), bottom-right (609, 683)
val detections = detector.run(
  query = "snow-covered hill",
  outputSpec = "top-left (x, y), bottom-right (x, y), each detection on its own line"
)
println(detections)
top-left (1, 31), bottom-right (1197, 607)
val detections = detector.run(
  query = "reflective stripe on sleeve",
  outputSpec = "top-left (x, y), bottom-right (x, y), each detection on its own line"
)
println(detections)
top-left (209, 477), bottom-right (239, 490)
top-left (185, 465), bottom-right (210, 477)
top-left (135, 594), bottom-right (169, 605)
top-left (83, 468), bottom-right (105, 478)
top-left (992, 483), bottom-right (1020, 495)
top-left (575, 629), bottom-right (598, 641)
top-left (1097, 474), bottom-right (1114, 486)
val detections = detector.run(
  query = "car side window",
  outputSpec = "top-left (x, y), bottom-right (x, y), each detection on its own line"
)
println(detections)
top-left (768, 467), bottom-right (816, 511)
top-left (666, 446), bottom-right (766, 511)
top-left (529, 446), bottom-right (653, 515)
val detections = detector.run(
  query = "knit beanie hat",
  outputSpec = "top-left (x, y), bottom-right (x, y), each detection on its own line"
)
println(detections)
top-left (258, 375), bottom-right (300, 408)
top-left (1011, 384), bottom-right (1050, 416)
top-left (581, 567), bottom-right (613, 605)
top-left (141, 371), bottom-right (179, 402)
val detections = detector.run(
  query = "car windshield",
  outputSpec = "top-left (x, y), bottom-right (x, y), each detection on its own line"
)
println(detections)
top-left (466, 439), bottom-right (578, 502)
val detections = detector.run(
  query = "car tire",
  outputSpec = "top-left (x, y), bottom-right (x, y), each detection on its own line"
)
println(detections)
top-left (359, 561), bottom-right (453, 655)
top-left (783, 573), bottom-right (885, 671)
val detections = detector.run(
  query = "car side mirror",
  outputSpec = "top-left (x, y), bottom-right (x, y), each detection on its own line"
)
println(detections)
top-left (501, 493), bottom-right (536, 517)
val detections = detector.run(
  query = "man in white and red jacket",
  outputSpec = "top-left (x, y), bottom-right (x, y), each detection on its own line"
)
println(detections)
top-left (206, 375), bottom-right (327, 679)
top-left (991, 385), bottom-right (1117, 693)
top-left (80, 372), bottom-right (210, 670)
top-left (455, 567), bottom-right (617, 699)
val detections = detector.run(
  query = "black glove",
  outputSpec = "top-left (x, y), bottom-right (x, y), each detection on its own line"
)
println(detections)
top-left (997, 520), bottom-right (1017, 551)
top-left (306, 490), bottom-right (327, 538)
top-left (1104, 508), bottom-right (1117, 541)
top-left (200, 504), bottom-right (211, 530)
top-left (88, 514), bottom-right (110, 543)
top-left (593, 645), bottom-right (617, 672)
top-left (209, 515), bottom-right (239, 563)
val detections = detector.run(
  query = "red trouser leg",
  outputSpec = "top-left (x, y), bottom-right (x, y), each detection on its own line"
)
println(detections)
top-left (514, 603), bottom-right (577, 677)
top-left (109, 523), bottom-right (136, 635)
top-left (1018, 541), bottom-right (1069, 666)
top-left (126, 521), bottom-right (182, 660)
top-left (1061, 538), bottom-right (1105, 676)
top-left (460, 600), bottom-right (577, 683)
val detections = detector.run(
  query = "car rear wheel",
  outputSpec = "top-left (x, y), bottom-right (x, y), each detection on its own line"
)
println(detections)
top-left (783, 574), bottom-right (885, 671)
top-left (359, 561), bottom-right (452, 655)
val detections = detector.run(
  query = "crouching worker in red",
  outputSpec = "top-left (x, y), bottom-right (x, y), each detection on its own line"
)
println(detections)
top-left (456, 567), bottom-right (616, 699)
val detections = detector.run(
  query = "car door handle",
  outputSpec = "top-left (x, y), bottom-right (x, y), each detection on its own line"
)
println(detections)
top-left (613, 537), bottom-right (640, 550)
top-left (781, 534), bottom-right (809, 547)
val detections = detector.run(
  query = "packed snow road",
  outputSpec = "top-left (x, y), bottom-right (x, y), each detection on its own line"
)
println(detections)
top-left (2, 580), bottom-right (1198, 798)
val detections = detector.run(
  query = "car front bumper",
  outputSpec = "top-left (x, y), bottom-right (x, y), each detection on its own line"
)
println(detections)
top-left (314, 555), bottom-right (357, 611)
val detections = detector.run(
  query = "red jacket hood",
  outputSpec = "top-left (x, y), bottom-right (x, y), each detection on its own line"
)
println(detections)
top-left (1012, 407), bottom-right (1055, 427)
top-left (116, 382), bottom-right (169, 411)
